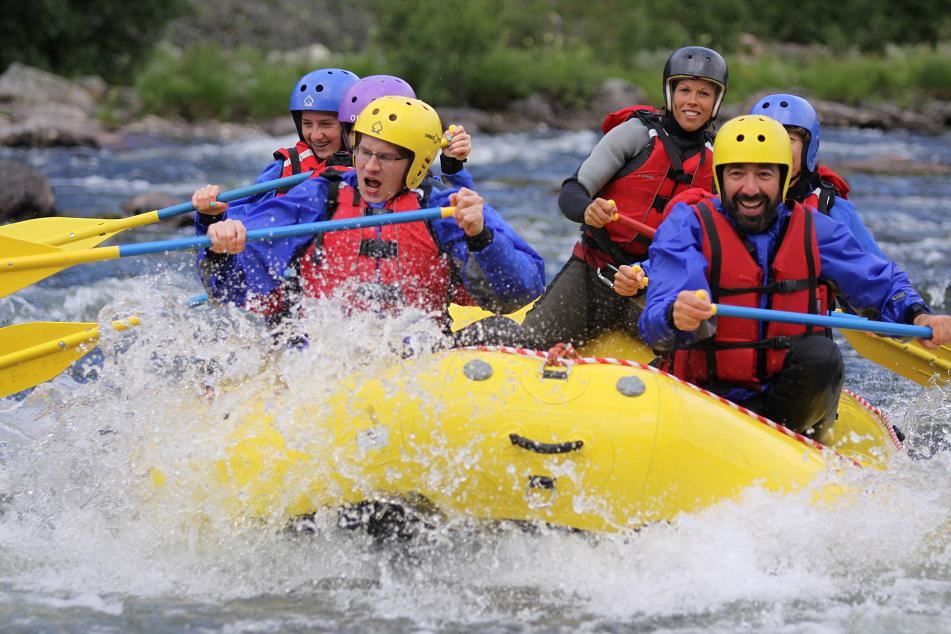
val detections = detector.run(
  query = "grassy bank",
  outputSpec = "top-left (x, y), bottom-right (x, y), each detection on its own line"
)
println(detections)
top-left (135, 42), bottom-right (951, 122)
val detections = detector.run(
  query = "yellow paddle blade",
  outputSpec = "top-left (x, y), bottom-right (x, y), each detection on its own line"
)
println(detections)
top-left (448, 300), bottom-right (535, 332)
top-left (841, 328), bottom-right (951, 386)
top-left (0, 235), bottom-right (74, 298)
top-left (0, 317), bottom-right (141, 397)
top-left (0, 210), bottom-right (161, 250)
top-left (0, 216), bottom-right (127, 250)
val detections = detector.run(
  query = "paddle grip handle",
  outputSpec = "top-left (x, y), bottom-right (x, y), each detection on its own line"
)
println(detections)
top-left (612, 213), bottom-right (657, 239)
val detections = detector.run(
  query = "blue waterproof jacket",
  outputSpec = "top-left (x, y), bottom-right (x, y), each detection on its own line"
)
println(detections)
top-left (821, 196), bottom-right (887, 260)
top-left (639, 198), bottom-right (928, 401)
top-left (195, 169), bottom-right (543, 314)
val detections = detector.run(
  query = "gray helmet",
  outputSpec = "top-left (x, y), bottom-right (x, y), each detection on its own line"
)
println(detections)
top-left (663, 46), bottom-right (729, 119)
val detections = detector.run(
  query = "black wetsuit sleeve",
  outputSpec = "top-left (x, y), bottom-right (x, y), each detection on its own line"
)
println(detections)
top-left (440, 154), bottom-right (466, 175)
top-left (558, 174), bottom-right (593, 224)
top-left (464, 226), bottom-right (494, 251)
top-left (197, 212), bottom-right (225, 226)
top-left (903, 302), bottom-right (930, 324)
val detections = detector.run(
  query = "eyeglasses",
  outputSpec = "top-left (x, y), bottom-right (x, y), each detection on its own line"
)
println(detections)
top-left (354, 146), bottom-right (408, 165)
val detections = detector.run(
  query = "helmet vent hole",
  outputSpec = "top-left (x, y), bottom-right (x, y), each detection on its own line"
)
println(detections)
top-left (388, 114), bottom-right (398, 121)
top-left (372, 108), bottom-right (381, 115)
top-left (762, 102), bottom-right (771, 108)
top-left (757, 134), bottom-right (766, 142)
top-left (300, 85), bottom-right (307, 92)
top-left (780, 101), bottom-right (788, 107)
top-left (351, 97), bottom-right (358, 103)
top-left (736, 134), bottom-right (745, 142)
top-left (316, 84), bottom-right (325, 93)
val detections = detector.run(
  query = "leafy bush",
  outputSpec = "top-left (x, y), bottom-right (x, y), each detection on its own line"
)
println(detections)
top-left (911, 50), bottom-right (951, 99)
top-left (0, 0), bottom-right (190, 84)
top-left (137, 45), bottom-right (311, 120)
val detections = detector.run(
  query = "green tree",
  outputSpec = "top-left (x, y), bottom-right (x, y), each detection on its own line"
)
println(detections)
top-left (0, 0), bottom-right (190, 83)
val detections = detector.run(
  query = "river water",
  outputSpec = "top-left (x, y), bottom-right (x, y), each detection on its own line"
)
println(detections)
top-left (0, 127), bottom-right (949, 633)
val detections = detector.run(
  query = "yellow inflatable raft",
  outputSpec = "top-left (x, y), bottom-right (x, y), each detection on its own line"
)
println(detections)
top-left (150, 332), bottom-right (901, 533)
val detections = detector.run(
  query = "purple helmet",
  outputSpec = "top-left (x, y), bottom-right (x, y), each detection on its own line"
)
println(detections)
top-left (338, 75), bottom-right (416, 125)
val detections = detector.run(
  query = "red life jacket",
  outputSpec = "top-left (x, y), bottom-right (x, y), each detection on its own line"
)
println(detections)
top-left (662, 186), bottom-right (717, 215)
top-left (574, 106), bottom-right (714, 269)
top-left (272, 141), bottom-right (350, 195)
top-left (802, 164), bottom-right (850, 213)
top-left (664, 199), bottom-right (829, 390)
top-left (295, 182), bottom-right (473, 315)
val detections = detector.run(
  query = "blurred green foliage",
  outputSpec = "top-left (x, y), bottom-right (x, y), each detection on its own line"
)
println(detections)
top-left (0, 0), bottom-right (190, 84)
top-left (359, 0), bottom-right (950, 110)
top-left (134, 41), bottom-right (951, 119)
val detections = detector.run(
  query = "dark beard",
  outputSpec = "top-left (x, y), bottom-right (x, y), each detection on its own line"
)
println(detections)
top-left (723, 193), bottom-right (781, 234)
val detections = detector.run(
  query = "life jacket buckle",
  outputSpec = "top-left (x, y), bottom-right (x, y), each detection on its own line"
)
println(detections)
top-left (774, 279), bottom-right (803, 293)
top-left (359, 238), bottom-right (398, 259)
top-left (668, 168), bottom-right (692, 184)
top-left (769, 336), bottom-right (793, 349)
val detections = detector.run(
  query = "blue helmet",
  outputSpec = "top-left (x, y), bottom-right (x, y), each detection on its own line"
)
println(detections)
top-left (749, 94), bottom-right (820, 173)
top-left (289, 68), bottom-right (359, 113)
top-left (289, 68), bottom-right (359, 142)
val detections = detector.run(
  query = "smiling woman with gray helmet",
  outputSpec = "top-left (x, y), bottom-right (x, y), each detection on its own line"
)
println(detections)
top-left (456, 46), bottom-right (728, 351)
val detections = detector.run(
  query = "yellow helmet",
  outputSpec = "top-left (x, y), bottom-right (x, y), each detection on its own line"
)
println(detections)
top-left (713, 115), bottom-right (792, 201)
top-left (353, 96), bottom-right (442, 190)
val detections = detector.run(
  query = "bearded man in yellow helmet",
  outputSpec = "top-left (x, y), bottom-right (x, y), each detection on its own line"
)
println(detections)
top-left (639, 114), bottom-right (950, 435)
top-left (195, 96), bottom-right (545, 328)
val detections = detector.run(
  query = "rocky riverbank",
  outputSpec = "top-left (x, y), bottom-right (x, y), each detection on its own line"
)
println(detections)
top-left (3, 62), bottom-right (950, 149)
top-left (1, 62), bottom-right (949, 223)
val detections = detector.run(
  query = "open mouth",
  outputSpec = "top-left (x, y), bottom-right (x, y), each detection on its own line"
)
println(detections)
top-left (734, 194), bottom-right (768, 216)
top-left (362, 177), bottom-right (383, 196)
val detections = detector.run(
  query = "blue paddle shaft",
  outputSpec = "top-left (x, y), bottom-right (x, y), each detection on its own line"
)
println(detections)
top-left (118, 207), bottom-right (448, 257)
top-left (154, 172), bottom-right (313, 220)
top-left (713, 303), bottom-right (933, 339)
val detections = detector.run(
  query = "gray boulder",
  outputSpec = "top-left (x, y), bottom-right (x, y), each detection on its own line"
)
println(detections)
top-left (0, 160), bottom-right (56, 222)
top-left (593, 78), bottom-right (648, 116)
top-left (0, 63), bottom-right (114, 147)
top-left (0, 62), bottom-right (96, 115)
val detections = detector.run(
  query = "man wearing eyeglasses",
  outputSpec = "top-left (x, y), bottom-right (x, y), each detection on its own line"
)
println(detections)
top-left (194, 96), bottom-right (545, 330)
